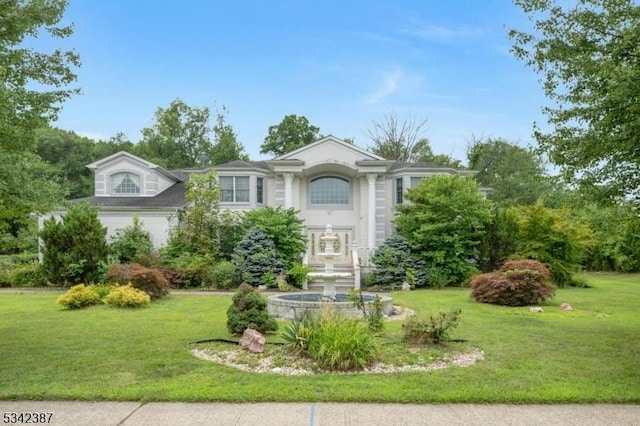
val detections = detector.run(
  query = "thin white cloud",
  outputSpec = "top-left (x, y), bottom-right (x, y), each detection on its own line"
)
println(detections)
top-left (364, 69), bottom-right (404, 105)
top-left (403, 20), bottom-right (483, 43)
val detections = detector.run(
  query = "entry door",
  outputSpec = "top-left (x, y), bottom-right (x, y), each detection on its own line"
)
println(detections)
top-left (307, 227), bottom-right (352, 265)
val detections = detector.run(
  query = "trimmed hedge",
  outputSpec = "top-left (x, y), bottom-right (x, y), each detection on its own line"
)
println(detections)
top-left (470, 259), bottom-right (556, 306)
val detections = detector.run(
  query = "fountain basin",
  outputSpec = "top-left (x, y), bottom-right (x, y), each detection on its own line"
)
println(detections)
top-left (267, 292), bottom-right (393, 320)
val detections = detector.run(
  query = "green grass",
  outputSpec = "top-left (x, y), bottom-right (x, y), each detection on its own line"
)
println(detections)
top-left (0, 272), bottom-right (639, 403)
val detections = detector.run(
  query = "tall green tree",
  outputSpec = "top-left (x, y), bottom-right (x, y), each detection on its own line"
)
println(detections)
top-left (0, 0), bottom-right (80, 152)
top-left (138, 98), bottom-right (212, 168)
top-left (260, 114), bottom-right (320, 157)
top-left (395, 175), bottom-right (492, 285)
top-left (0, 0), bottom-right (79, 251)
top-left (36, 127), bottom-right (96, 198)
top-left (209, 106), bottom-right (249, 165)
top-left (509, 0), bottom-right (640, 204)
top-left (467, 137), bottom-right (551, 206)
top-left (168, 170), bottom-right (222, 256)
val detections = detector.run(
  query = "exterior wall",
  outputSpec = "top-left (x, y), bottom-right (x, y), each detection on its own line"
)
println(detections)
top-left (98, 210), bottom-right (179, 248)
top-left (93, 157), bottom-right (174, 197)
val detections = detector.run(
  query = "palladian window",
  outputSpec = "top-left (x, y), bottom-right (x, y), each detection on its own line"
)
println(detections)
top-left (111, 172), bottom-right (140, 194)
top-left (310, 176), bottom-right (349, 205)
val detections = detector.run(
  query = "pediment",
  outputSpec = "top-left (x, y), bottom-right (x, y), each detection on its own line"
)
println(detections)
top-left (275, 136), bottom-right (386, 165)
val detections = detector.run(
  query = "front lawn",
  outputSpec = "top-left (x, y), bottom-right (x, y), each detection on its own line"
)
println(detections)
top-left (0, 273), bottom-right (638, 403)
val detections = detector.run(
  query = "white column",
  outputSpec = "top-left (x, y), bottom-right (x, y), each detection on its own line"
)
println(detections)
top-left (367, 173), bottom-right (377, 249)
top-left (283, 173), bottom-right (293, 208)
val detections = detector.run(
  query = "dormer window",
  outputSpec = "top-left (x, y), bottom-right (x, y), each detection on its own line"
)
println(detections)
top-left (111, 172), bottom-right (141, 195)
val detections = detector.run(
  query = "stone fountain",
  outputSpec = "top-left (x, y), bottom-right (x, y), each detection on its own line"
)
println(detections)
top-left (266, 224), bottom-right (393, 320)
top-left (306, 224), bottom-right (352, 300)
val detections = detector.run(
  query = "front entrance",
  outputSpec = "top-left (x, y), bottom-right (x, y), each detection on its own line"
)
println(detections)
top-left (307, 227), bottom-right (352, 266)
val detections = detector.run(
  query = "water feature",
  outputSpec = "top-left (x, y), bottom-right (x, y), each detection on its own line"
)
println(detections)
top-left (267, 224), bottom-right (393, 320)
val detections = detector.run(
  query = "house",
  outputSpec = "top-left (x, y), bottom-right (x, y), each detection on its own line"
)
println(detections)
top-left (59, 136), bottom-right (478, 289)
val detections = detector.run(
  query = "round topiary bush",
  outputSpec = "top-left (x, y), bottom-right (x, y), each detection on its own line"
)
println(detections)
top-left (470, 259), bottom-right (556, 306)
top-left (104, 284), bottom-right (151, 308)
top-left (57, 284), bottom-right (101, 309)
top-left (226, 283), bottom-right (278, 335)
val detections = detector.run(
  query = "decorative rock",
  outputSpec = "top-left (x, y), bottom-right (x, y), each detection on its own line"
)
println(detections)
top-left (529, 307), bottom-right (544, 313)
top-left (560, 303), bottom-right (573, 311)
top-left (257, 285), bottom-right (267, 291)
top-left (401, 282), bottom-right (411, 291)
top-left (271, 367), bottom-right (282, 374)
top-left (239, 328), bottom-right (266, 353)
top-left (392, 305), bottom-right (403, 316)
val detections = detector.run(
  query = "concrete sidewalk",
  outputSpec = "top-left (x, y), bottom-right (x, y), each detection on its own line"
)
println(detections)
top-left (1, 402), bottom-right (639, 426)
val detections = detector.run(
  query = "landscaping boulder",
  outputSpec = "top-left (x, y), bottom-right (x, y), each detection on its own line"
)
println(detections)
top-left (529, 307), bottom-right (544, 313)
top-left (239, 328), bottom-right (266, 353)
top-left (401, 282), bottom-right (411, 291)
top-left (560, 303), bottom-right (573, 311)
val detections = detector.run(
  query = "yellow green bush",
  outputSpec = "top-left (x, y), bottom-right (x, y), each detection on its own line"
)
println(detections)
top-left (57, 284), bottom-right (101, 309)
top-left (103, 284), bottom-right (150, 308)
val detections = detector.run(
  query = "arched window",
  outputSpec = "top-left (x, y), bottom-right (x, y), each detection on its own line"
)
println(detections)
top-left (110, 172), bottom-right (141, 194)
top-left (310, 176), bottom-right (349, 205)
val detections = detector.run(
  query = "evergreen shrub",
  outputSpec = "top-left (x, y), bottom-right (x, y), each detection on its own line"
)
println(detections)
top-left (57, 284), bottom-right (101, 309)
top-left (226, 283), bottom-right (278, 335)
top-left (104, 284), bottom-right (151, 308)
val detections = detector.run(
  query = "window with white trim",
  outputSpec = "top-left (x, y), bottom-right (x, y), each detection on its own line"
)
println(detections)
top-left (410, 176), bottom-right (425, 187)
top-left (220, 176), bottom-right (250, 202)
top-left (110, 172), bottom-right (141, 194)
top-left (396, 178), bottom-right (403, 204)
top-left (310, 176), bottom-right (349, 205)
top-left (257, 177), bottom-right (264, 204)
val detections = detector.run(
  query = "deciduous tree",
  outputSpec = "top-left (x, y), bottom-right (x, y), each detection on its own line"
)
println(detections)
top-left (509, 0), bottom-right (640, 203)
top-left (260, 114), bottom-right (320, 156)
top-left (467, 137), bottom-right (551, 206)
top-left (138, 98), bottom-right (212, 168)
top-left (395, 175), bottom-right (492, 285)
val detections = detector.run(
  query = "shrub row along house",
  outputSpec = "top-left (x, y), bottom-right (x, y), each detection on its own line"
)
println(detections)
top-left (44, 136), bottom-right (479, 290)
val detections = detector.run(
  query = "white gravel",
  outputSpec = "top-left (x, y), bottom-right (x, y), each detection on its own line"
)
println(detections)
top-left (192, 347), bottom-right (484, 376)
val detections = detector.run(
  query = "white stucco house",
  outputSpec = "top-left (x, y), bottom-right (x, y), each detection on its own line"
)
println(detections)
top-left (61, 136), bottom-right (478, 289)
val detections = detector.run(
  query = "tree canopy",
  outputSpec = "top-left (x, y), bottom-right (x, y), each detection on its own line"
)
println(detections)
top-left (367, 111), bottom-right (430, 162)
top-left (509, 0), bottom-right (640, 204)
top-left (260, 114), bottom-right (320, 157)
top-left (137, 98), bottom-right (212, 168)
top-left (0, 0), bottom-right (79, 252)
top-left (467, 137), bottom-right (551, 206)
top-left (0, 0), bottom-right (80, 152)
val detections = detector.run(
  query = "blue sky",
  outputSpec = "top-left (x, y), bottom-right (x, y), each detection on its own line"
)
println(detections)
top-left (42, 0), bottom-right (548, 163)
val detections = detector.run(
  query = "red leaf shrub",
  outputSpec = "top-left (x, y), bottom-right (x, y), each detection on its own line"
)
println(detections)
top-left (106, 263), bottom-right (170, 299)
top-left (470, 259), bottom-right (555, 306)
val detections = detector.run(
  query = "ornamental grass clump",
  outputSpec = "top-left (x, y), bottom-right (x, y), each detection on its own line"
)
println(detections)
top-left (103, 284), bottom-right (150, 308)
top-left (283, 308), bottom-right (378, 371)
top-left (470, 259), bottom-right (556, 306)
top-left (57, 284), bottom-right (101, 309)
top-left (402, 308), bottom-right (462, 344)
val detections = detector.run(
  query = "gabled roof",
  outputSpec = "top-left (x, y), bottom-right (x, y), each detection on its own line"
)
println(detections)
top-left (74, 182), bottom-right (186, 209)
top-left (389, 161), bottom-right (467, 173)
top-left (213, 160), bottom-right (271, 172)
top-left (275, 135), bottom-right (387, 161)
top-left (86, 151), bottom-right (183, 182)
